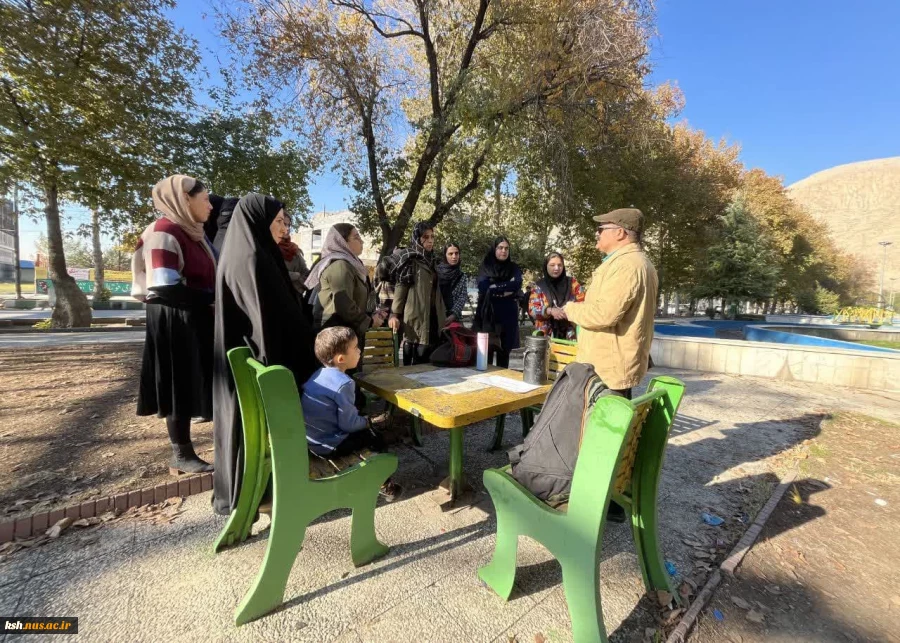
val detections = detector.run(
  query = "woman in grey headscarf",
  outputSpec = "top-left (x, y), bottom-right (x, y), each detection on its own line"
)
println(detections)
top-left (306, 223), bottom-right (385, 356)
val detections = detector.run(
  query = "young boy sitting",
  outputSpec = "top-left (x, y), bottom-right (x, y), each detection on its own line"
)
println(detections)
top-left (301, 326), bottom-right (401, 498)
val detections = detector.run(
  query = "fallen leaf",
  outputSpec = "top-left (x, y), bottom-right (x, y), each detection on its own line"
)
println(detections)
top-left (765, 585), bottom-right (782, 595)
top-left (101, 452), bottom-right (115, 459)
top-left (656, 590), bottom-right (673, 607)
top-left (90, 413), bottom-right (100, 419)
top-left (534, 635), bottom-right (546, 643)
top-left (99, 511), bottom-right (117, 522)
top-left (663, 608), bottom-right (685, 625)
top-left (731, 596), bottom-right (752, 610)
top-left (746, 610), bottom-right (765, 624)
top-left (45, 517), bottom-right (74, 539)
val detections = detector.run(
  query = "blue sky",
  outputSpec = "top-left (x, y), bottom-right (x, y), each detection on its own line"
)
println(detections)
top-left (651, 0), bottom-right (900, 185)
top-left (21, 1), bottom-right (900, 257)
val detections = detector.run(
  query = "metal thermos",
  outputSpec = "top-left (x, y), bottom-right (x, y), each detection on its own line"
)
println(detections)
top-left (523, 334), bottom-right (549, 384)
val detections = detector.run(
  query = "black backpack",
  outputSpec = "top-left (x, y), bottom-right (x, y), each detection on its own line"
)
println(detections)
top-left (509, 362), bottom-right (606, 504)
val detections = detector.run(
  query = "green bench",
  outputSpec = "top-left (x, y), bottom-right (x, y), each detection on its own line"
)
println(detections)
top-left (213, 347), bottom-right (398, 625)
top-left (478, 375), bottom-right (685, 642)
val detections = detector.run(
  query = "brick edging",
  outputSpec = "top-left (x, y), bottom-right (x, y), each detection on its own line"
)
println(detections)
top-left (666, 469), bottom-right (798, 643)
top-left (0, 472), bottom-right (213, 544)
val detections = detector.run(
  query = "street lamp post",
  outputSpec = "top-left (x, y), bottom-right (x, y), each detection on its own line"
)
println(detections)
top-left (878, 241), bottom-right (893, 309)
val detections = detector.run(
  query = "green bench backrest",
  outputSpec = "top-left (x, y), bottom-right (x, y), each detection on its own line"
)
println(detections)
top-left (568, 376), bottom-right (685, 530)
top-left (227, 347), bottom-right (311, 480)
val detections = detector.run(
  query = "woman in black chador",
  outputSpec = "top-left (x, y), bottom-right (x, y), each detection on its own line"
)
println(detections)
top-left (211, 193), bottom-right (317, 516)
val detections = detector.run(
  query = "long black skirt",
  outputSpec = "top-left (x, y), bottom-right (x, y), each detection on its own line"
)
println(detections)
top-left (137, 302), bottom-right (214, 420)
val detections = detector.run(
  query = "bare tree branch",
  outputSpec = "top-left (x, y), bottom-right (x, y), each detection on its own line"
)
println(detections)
top-left (330, 0), bottom-right (423, 39)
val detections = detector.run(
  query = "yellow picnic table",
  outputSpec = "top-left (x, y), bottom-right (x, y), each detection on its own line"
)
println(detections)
top-left (355, 364), bottom-right (552, 502)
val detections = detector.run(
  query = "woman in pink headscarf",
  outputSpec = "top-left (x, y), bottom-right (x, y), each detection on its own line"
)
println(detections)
top-left (131, 175), bottom-right (216, 475)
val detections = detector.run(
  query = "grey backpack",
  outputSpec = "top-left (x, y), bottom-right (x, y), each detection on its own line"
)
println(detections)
top-left (509, 362), bottom-right (606, 503)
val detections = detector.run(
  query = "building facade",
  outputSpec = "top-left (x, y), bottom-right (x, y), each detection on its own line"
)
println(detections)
top-left (292, 209), bottom-right (381, 272)
top-left (0, 199), bottom-right (17, 281)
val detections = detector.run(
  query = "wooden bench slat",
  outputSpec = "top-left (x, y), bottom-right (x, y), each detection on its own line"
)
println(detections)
top-left (551, 343), bottom-right (578, 356)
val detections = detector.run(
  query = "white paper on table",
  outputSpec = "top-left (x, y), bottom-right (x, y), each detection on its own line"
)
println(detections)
top-left (403, 368), bottom-right (483, 387)
top-left (472, 374), bottom-right (543, 394)
top-left (402, 368), bottom-right (491, 394)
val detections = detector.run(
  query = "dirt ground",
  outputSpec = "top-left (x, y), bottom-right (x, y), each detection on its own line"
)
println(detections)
top-left (692, 412), bottom-right (900, 643)
top-left (0, 345), bottom-right (214, 519)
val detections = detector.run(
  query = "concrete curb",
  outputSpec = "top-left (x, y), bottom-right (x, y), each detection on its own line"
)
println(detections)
top-left (666, 469), bottom-right (798, 643)
top-left (0, 472), bottom-right (213, 544)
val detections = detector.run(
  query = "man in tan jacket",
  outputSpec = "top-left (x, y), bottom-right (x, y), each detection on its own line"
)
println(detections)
top-left (560, 208), bottom-right (658, 399)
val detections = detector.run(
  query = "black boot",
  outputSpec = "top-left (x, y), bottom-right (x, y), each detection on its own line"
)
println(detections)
top-left (169, 442), bottom-right (214, 475)
top-left (606, 501), bottom-right (626, 523)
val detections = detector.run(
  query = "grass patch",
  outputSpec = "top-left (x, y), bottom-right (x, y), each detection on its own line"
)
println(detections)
top-left (0, 282), bottom-right (36, 295)
top-left (857, 340), bottom-right (900, 350)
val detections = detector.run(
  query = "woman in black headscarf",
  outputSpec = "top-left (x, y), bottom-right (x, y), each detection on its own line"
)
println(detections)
top-left (436, 242), bottom-right (468, 324)
top-left (473, 236), bottom-right (522, 367)
top-left (388, 221), bottom-right (447, 365)
top-left (212, 197), bottom-right (240, 253)
top-left (211, 193), bottom-right (318, 517)
top-left (528, 252), bottom-right (585, 340)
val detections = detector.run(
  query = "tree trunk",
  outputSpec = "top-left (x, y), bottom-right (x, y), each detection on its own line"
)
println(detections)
top-left (91, 210), bottom-right (104, 298)
top-left (662, 291), bottom-right (671, 318)
top-left (494, 171), bottom-right (503, 228)
top-left (12, 184), bottom-right (21, 300)
top-left (45, 182), bottom-right (92, 328)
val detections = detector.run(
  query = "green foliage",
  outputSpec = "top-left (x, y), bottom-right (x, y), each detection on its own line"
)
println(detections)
top-left (34, 234), bottom-right (93, 269)
top-left (103, 244), bottom-right (132, 272)
top-left (32, 319), bottom-right (52, 330)
top-left (797, 285), bottom-right (841, 315)
top-left (0, 0), bottom-right (200, 326)
top-left (95, 287), bottom-right (113, 303)
top-left (0, 0), bottom-right (199, 213)
top-left (177, 110), bottom-right (314, 219)
top-left (692, 200), bottom-right (781, 307)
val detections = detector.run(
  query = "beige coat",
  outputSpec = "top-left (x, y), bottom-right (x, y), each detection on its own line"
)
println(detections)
top-left (563, 243), bottom-right (658, 390)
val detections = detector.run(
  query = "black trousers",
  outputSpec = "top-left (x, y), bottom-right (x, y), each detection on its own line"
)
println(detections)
top-left (402, 341), bottom-right (434, 366)
top-left (331, 428), bottom-right (386, 457)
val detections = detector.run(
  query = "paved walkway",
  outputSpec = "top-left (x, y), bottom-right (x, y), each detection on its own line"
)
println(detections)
top-left (0, 369), bottom-right (897, 642)
top-left (0, 331), bottom-right (144, 348)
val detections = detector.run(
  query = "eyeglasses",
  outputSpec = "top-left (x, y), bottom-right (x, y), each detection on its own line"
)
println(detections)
top-left (596, 225), bottom-right (622, 235)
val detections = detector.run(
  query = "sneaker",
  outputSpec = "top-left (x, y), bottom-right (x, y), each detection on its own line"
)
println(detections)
top-left (379, 481), bottom-right (403, 502)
